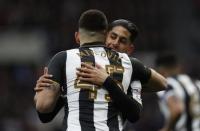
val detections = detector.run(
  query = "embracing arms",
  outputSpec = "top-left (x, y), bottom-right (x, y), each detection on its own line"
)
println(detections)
top-left (76, 63), bottom-right (142, 122)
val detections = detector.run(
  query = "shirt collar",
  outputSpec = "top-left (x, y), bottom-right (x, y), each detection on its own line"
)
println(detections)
top-left (80, 42), bottom-right (106, 48)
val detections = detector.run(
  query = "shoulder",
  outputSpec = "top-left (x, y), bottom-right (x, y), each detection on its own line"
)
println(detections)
top-left (49, 51), bottom-right (67, 65)
top-left (129, 57), bottom-right (141, 64)
top-left (53, 51), bottom-right (67, 58)
top-left (128, 57), bottom-right (144, 68)
top-left (51, 51), bottom-right (67, 60)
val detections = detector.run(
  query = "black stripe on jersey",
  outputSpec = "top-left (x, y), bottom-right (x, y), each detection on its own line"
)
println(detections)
top-left (62, 62), bottom-right (68, 131)
top-left (79, 47), bottom-right (95, 131)
top-left (105, 49), bottom-right (122, 131)
top-left (173, 76), bottom-right (192, 131)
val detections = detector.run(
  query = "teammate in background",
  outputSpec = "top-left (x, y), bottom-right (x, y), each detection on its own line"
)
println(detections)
top-left (156, 53), bottom-right (200, 131)
top-left (34, 9), bottom-right (161, 131)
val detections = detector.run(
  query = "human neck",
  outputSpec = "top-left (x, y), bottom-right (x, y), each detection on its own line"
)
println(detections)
top-left (79, 29), bottom-right (106, 46)
top-left (79, 35), bottom-right (105, 46)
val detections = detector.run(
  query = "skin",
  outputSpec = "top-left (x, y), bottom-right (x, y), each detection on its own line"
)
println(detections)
top-left (34, 68), bottom-right (60, 113)
top-left (76, 62), bottom-right (109, 86)
top-left (106, 26), bottom-right (134, 56)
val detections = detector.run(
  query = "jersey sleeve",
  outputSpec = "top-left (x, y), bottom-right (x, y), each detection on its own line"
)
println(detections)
top-left (103, 76), bottom-right (142, 123)
top-left (48, 51), bottom-right (67, 87)
top-left (37, 51), bottom-right (66, 122)
top-left (130, 57), bottom-right (151, 84)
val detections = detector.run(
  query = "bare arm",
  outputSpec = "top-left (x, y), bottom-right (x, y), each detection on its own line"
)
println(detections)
top-left (130, 58), bottom-right (167, 92)
top-left (143, 68), bottom-right (167, 92)
top-left (34, 67), bottom-right (61, 113)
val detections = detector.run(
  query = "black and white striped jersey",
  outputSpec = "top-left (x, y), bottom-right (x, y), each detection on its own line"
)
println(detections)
top-left (40, 42), bottom-right (151, 131)
top-left (158, 74), bottom-right (200, 131)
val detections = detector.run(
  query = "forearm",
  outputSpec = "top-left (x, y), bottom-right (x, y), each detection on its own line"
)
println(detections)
top-left (103, 77), bottom-right (142, 123)
top-left (37, 97), bottom-right (64, 123)
top-left (143, 68), bottom-right (167, 92)
top-left (34, 83), bottom-right (61, 113)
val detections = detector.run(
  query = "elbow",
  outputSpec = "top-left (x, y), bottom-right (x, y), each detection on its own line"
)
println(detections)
top-left (39, 117), bottom-right (52, 123)
top-left (35, 101), bottom-right (54, 113)
top-left (157, 73), bottom-right (167, 91)
top-left (156, 76), bottom-right (168, 91)
top-left (162, 78), bottom-right (168, 91)
top-left (37, 111), bottom-right (54, 123)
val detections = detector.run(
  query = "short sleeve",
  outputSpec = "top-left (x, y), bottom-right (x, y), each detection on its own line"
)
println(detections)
top-left (130, 57), bottom-right (151, 84)
top-left (48, 51), bottom-right (66, 87)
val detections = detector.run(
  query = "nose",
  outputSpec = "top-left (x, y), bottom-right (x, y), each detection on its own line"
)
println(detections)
top-left (112, 39), bottom-right (119, 47)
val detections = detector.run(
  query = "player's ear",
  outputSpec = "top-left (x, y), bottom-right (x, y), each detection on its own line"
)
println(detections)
top-left (75, 31), bottom-right (80, 45)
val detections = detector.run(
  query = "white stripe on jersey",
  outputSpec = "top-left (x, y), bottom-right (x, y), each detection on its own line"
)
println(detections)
top-left (118, 53), bottom-right (142, 105)
top-left (66, 49), bottom-right (81, 131)
top-left (177, 75), bottom-right (200, 131)
top-left (130, 81), bottom-right (142, 105)
top-left (90, 47), bottom-right (110, 131)
top-left (118, 53), bottom-right (133, 94)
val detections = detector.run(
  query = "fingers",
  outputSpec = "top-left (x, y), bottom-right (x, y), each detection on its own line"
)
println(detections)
top-left (81, 62), bottom-right (94, 69)
top-left (44, 67), bottom-right (48, 75)
top-left (37, 82), bottom-right (52, 87)
top-left (43, 67), bottom-right (53, 77)
top-left (95, 63), bottom-right (103, 69)
top-left (34, 87), bottom-right (43, 92)
top-left (38, 73), bottom-right (53, 80)
top-left (34, 80), bottom-right (53, 92)
top-left (76, 67), bottom-right (92, 73)
top-left (34, 72), bottom-right (53, 92)
top-left (76, 71), bottom-right (92, 78)
top-left (78, 76), bottom-right (93, 82)
top-left (38, 77), bottom-right (54, 83)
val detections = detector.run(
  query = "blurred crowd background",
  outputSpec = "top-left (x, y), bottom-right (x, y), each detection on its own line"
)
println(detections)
top-left (0, 0), bottom-right (200, 131)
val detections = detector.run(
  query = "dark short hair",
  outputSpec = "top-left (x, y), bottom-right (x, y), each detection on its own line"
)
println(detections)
top-left (108, 19), bottom-right (138, 43)
top-left (155, 53), bottom-right (178, 68)
top-left (79, 9), bottom-right (108, 31)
